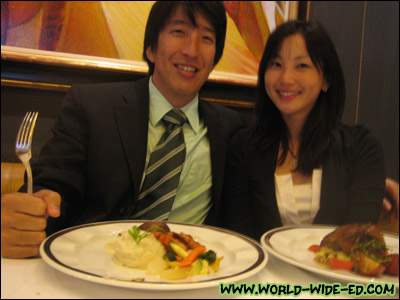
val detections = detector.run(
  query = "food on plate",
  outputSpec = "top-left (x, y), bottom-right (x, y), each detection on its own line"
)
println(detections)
top-left (104, 228), bottom-right (166, 270)
top-left (385, 254), bottom-right (399, 276)
top-left (308, 223), bottom-right (398, 277)
top-left (138, 221), bottom-right (170, 233)
top-left (105, 221), bottom-right (223, 280)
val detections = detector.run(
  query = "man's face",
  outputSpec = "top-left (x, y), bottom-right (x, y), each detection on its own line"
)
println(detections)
top-left (146, 7), bottom-right (216, 107)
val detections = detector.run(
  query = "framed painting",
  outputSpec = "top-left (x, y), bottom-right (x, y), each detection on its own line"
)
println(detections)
top-left (1, 1), bottom-right (308, 87)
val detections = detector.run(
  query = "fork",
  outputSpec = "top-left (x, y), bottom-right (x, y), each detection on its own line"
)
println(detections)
top-left (15, 112), bottom-right (39, 194)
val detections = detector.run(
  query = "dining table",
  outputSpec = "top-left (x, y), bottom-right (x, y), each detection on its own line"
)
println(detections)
top-left (2, 250), bottom-right (398, 299)
top-left (2, 222), bottom-right (399, 299)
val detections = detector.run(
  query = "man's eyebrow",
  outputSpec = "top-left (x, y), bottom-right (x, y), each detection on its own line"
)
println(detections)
top-left (201, 25), bottom-right (216, 35)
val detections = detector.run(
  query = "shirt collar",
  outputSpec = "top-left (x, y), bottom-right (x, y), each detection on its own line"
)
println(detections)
top-left (148, 76), bottom-right (200, 133)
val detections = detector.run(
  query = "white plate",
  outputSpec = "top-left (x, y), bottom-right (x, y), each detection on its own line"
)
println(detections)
top-left (261, 225), bottom-right (399, 288)
top-left (40, 221), bottom-right (268, 291)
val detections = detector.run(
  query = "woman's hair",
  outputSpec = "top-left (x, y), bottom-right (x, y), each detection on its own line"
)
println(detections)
top-left (255, 20), bottom-right (345, 174)
top-left (143, 1), bottom-right (227, 75)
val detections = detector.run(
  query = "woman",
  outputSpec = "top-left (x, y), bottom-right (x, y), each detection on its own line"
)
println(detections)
top-left (221, 20), bottom-right (385, 241)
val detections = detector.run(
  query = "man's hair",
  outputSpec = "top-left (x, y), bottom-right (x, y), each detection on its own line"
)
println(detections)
top-left (143, 1), bottom-right (227, 74)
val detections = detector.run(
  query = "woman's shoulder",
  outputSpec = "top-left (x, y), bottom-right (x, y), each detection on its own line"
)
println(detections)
top-left (340, 124), bottom-right (380, 144)
top-left (339, 124), bottom-right (383, 154)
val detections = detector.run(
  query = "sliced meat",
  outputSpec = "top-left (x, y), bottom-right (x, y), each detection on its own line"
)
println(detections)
top-left (138, 221), bottom-right (170, 232)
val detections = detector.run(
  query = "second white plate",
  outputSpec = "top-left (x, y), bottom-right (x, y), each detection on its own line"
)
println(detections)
top-left (261, 225), bottom-right (399, 288)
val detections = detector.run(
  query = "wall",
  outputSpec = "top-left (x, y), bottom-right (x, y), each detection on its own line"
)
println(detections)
top-left (309, 1), bottom-right (399, 180)
top-left (1, 1), bottom-right (399, 181)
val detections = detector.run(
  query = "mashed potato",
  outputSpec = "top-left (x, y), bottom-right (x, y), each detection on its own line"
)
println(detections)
top-left (106, 231), bottom-right (166, 270)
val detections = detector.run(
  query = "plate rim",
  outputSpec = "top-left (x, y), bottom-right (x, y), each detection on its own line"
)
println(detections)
top-left (260, 224), bottom-right (399, 288)
top-left (40, 220), bottom-right (268, 291)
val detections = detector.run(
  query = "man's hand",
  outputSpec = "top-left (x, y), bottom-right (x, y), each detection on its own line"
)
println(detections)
top-left (382, 178), bottom-right (399, 223)
top-left (1, 190), bottom-right (61, 258)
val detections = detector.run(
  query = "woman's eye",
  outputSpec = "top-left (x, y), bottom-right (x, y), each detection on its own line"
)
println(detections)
top-left (297, 63), bottom-right (310, 69)
top-left (269, 61), bottom-right (281, 68)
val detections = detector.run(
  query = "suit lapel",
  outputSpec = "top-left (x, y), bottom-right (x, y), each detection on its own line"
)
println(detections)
top-left (114, 78), bottom-right (149, 199)
top-left (199, 101), bottom-right (226, 202)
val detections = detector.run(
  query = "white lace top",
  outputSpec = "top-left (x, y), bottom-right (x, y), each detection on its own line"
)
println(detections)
top-left (274, 169), bottom-right (322, 225)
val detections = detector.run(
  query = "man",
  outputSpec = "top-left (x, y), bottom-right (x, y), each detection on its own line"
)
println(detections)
top-left (1, 2), bottom-right (245, 258)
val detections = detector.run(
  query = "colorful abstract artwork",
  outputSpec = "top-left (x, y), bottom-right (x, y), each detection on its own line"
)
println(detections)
top-left (1, 1), bottom-right (298, 85)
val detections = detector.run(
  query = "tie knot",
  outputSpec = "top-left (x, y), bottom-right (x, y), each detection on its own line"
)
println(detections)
top-left (163, 109), bottom-right (187, 126)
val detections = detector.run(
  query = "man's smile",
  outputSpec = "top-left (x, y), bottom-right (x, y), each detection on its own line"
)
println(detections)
top-left (175, 64), bottom-right (198, 73)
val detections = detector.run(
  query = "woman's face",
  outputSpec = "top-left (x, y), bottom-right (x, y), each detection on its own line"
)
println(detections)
top-left (264, 33), bottom-right (329, 122)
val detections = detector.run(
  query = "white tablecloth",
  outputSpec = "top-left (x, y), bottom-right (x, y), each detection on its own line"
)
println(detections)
top-left (2, 255), bottom-right (397, 299)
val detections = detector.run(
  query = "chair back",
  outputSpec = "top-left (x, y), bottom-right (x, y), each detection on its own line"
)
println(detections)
top-left (1, 162), bottom-right (25, 196)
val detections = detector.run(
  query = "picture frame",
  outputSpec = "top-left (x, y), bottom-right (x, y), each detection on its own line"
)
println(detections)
top-left (1, 1), bottom-right (308, 87)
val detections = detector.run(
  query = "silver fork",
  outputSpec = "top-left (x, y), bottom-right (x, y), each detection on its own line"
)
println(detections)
top-left (15, 112), bottom-right (39, 194)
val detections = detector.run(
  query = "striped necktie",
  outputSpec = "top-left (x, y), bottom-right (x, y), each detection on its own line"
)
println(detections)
top-left (132, 109), bottom-right (187, 220)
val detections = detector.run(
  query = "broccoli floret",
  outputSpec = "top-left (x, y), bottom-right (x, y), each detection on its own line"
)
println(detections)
top-left (165, 252), bottom-right (177, 262)
top-left (199, 250), bottom-right (217, 264)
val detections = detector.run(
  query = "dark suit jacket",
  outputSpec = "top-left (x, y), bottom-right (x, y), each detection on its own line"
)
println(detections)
top-left (221, 125), bottom-right (386, 241)
top-left (28, 77), bottom-right (244, 235)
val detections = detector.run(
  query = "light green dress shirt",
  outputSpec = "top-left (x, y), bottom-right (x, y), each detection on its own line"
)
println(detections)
top-left (142, 78), bottom-right (212, 224)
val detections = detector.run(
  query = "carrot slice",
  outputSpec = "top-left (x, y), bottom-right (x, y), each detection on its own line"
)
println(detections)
top-left (178, 246), bottom-right (206, 268)
top-left (330, 258), bottom-right (354, 270)
top-left (308, 245), bottom-right (321, 253)
top-left (151, 232), bottom-right (173, 248)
